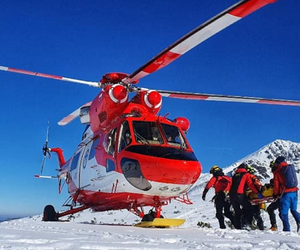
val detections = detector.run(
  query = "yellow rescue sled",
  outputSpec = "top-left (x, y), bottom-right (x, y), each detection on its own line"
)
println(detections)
top-left (135, 218), bottom-right (185, 228)
top-left (248, 184), bottom-right (276, 205)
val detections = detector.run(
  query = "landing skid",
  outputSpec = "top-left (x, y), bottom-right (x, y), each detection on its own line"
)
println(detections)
top-left (135, 218), bottom-right (185, 228)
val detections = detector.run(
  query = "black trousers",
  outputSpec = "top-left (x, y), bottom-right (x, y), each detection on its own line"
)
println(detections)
top-left (252, 205), bottom-right (264, 230)
top-left (215, 192), bottom-right (234, 229)
top-left (267, 199), bottom-right (280, 227)
top-left (230, 193), bottom-right (254, 229)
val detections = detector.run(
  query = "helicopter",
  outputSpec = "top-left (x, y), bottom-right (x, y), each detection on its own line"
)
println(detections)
top-left (1, 0), bottom-right (300, 227)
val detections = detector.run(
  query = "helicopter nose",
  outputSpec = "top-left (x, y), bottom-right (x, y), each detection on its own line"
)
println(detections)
top-left (123, 146), bottom-right (201, 185)
top-left (149, 160), bottom-right (201, 185)
top-left (120, 156), bottom-right (201, 192)
top-left (121, 158), bottom-right (152, 191)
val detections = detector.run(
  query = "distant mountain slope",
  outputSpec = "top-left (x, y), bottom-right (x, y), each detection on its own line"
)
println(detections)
top-left (189, 139), bottom-right (300, 196)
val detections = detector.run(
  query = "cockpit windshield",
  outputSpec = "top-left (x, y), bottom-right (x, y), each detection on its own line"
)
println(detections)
top-left (161, 123), bottom-right (187, 148)
top-left (130, 121), bottom-right (187, 148)
top-left (132, 121), bottom-right (163, 145)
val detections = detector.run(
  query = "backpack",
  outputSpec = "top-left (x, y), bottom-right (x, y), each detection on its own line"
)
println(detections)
top-left (281, 164), bottom-right (298, 188)
top-left (230, 172), bottom-right (246, 193)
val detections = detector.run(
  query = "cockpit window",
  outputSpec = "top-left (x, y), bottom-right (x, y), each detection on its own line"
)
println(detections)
top-left (161, 123), bottom-right (187, 148)
top-left (132, 121), bottom-right (163, 145)
top-left (118, 121), bottom-right (132, 152)
top-left (104, 128), bottom-right (117, 155)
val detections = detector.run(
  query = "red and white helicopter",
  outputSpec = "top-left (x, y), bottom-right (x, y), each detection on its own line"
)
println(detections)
top-left (1, 0), bottom-right (299, 226)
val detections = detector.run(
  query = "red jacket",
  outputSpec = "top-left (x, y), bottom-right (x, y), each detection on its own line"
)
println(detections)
top-left (249, 174), bottom-right (263, 190)
top-left (204, 175), bottom-right (232, 193)
top-left (273, 162), bottom-right (298, 196)
top-left (231, 168), bottom-right (259, 195)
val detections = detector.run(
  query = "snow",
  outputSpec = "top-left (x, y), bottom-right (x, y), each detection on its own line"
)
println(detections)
top-left (1, 216), bottom-right (300, 250)
top-left (1, 192), bottom-right (300, 250)
top-left (1, 140), bottom-right (300, 249)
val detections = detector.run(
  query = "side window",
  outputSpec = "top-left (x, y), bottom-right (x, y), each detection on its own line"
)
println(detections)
top-left (106, 159), bottom-right (115, 172)
top-left (119, 121), bottom-right (132, 152)
top-left (105, 128), bottom-right (117, 156)
top-left (89, 138), bottom-right (99, 160)
top-left (71, 153), bottom-right (80, 171)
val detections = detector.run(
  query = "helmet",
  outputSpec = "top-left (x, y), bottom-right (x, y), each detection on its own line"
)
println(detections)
top-left (275, 156), bottom-right (286, 164)
top-left (269, 161), bottom-right (277, 172)
top-left (210, 165), bottom-right (221, 174)
top-left (246, 165), bottom-right (255, 174)
top-left (238, 163), bottom-right (248, 169)
top-left (269, 161), bottom-right (275, 168)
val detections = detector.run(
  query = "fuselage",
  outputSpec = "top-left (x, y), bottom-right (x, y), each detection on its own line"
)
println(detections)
top-left (58, 80), bottom-right (202, 212)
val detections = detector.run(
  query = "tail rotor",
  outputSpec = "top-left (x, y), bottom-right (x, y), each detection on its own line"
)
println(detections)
top-left (41, 121), bottom-right (51, 173)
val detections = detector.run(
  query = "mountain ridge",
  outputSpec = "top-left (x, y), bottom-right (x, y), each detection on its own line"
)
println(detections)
top-left (190, 139), bottom-right (300, 195)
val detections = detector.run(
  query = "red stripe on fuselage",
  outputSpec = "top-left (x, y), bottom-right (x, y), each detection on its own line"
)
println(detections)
top-left (77, 190), bottom-right (179, 212)
top-left (229, 0), bottom-right (277, 18)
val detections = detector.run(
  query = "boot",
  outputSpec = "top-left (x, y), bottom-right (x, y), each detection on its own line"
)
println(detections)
top-left (270, 225), bottom-right (277, 231)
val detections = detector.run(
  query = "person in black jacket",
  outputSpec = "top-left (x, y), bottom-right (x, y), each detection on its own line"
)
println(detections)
top-left (229, 163), bottom-right (261, 230)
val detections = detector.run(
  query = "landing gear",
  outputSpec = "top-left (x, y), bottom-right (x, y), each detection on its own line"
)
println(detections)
top-left (133, 206), bottom-right (185, 228)
top-left (141, 209), bottom-right (164, 222)
top-left (42, 205), bottom-right (58, 221)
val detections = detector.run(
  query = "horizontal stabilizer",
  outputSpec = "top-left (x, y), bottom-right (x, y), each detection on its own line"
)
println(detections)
top-left (58, 102), bottom-right (91, 126)
top-left (34, 174), bottom-right (58, 179)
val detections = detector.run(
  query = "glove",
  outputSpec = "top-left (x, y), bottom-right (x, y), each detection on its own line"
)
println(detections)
top-left (257, 193), bottom-right (263, 199)
top-left (202, 194), bottom-right (206, 201)
top-left (224, 194), bottom-right (230, 203)
top-left (223, 190), bottom-right (229, 201)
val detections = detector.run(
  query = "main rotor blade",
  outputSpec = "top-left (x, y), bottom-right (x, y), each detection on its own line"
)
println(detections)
top-left (158, 90), bottom-right (300, 107)
top-left (0, 66), bottom-right (100, 88)
top-left (123, 0), bottom-right (277, 84)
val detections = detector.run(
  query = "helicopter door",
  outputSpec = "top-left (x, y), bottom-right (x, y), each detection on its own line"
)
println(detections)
top-left (79, 137), bottom-right (99, 188)
top-left (69, 149), bottom-right (84, 193)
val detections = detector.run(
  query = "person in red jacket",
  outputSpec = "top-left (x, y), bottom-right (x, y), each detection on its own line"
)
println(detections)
top-left (202, 165), bottom-right (234, 229)
top-left (266, 161), bottom-right (281, 231)
top-left (246, 165), bottom-right (265, 230)
top-left (273, 156), bottom-right (300, 232)
top-left (229, 163), bottom-right (261, 230)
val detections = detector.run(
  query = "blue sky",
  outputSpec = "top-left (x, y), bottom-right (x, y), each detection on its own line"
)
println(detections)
top-left (0, 0), bottom-right (299, 218)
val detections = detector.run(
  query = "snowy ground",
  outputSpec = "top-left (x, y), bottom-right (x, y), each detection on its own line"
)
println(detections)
top-left (1, 216), bottom-right (300, 250)
top-left (1, 192), bottom-right (300, 249)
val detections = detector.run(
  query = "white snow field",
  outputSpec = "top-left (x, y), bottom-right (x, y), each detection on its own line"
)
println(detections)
top-left (1, 193), bottom-right (300, 250)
